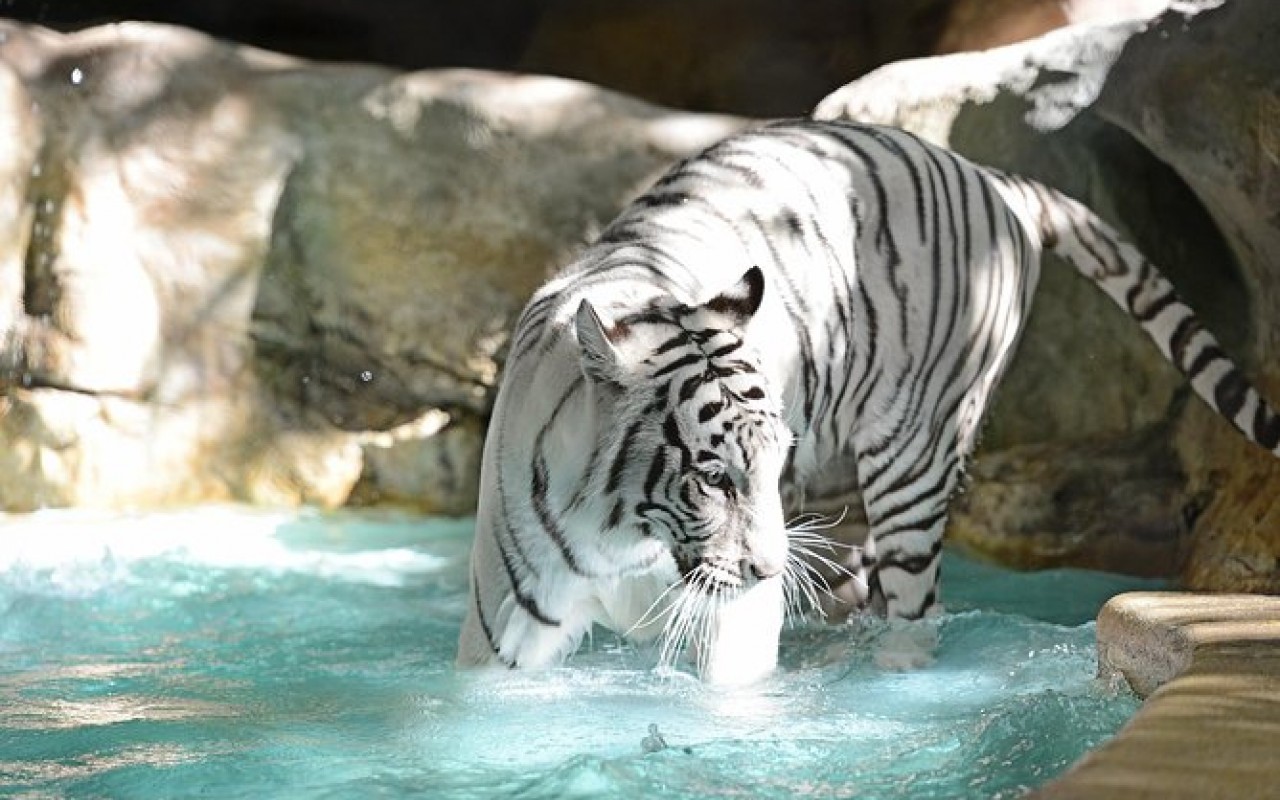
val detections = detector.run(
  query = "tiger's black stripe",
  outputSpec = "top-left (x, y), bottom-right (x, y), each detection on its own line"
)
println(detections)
top-left (529, 379), bottom-right (593, 577)
top-left (470, 568), bottom-right (514, 667)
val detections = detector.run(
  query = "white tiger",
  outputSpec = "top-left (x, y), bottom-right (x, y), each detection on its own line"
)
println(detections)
top-left (456, 118), bottom-right (1280, 685)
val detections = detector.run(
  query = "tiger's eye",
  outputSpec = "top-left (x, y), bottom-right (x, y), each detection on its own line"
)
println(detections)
top-left (702, 467), bottom-right (731, 491)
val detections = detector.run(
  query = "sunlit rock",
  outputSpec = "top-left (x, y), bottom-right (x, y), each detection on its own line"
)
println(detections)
top-left (935, 0), bottom-right (1173, 54)
top-left (0, 20), bottom-right (747, 513)
top-left (1, 4), bottom-right (1274, 591)
top-left (516, 0), bottom-right (1173, 117)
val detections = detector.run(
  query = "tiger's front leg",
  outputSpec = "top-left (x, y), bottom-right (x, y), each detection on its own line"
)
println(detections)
top-left (857, 513), bottom-right (947, 671)
top-left (457, 582), bottom-right (594, 670)
top-left (850, 428), bottom-right (958, 669)
top-left (457, 520), bottom-right (601, 669)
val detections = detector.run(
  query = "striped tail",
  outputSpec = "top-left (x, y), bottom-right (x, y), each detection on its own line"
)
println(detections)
top-left (1003, 176), bottom-right (1280, 458)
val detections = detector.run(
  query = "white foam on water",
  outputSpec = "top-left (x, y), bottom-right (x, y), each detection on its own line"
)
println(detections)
top-left (0, 506), bottom-right (450, 593)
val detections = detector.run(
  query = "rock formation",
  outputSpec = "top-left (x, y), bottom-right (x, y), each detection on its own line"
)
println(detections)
top-left (11, 0), bottom-right (1173, 118)
top-left (817, 0), bottom-right (1280, 590)
top-left (0, 20), bottom-right (745, 513)
top-left (1, 1), bottom-right (1275, 591)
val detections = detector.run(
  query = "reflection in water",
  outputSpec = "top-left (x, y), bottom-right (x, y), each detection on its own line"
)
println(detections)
top-left (1, 692), bottom-right (240, 730)
top-left (0, 744), bottom-right (199, 785)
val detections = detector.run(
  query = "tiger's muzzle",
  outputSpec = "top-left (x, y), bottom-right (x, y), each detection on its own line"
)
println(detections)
top-left (676, 553), bottom-right (782, 592)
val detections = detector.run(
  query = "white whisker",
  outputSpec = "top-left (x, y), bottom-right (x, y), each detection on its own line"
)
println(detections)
top-left (786, 529), bottom-right (854, 553)
top-left (785, 506), bottom-right (851, 533)
top-left (660, 567), bottom-right (705, 670)
top-left (780, 567), bottom-right (801, 628)
top-left (694, 582), bottom-right (716, 677)
top-left (785, 512), bottom-right (824, 529)
top-left (658, 596), bottom-right (687, 668)
top-left (623, 574), bottom-right (687, 639)
top-left (781, 562), bottom-right (802, 621)
top-left (708, 580), bottom-right (728, 675)
top-left (789, 536), bottom-right (856, 579)
top-left (692, 572), bottom-right (715, 671)
top-left (784, 555), bottom-right (825, 615)
top-left (791, 545), bottom-right (854, 581)
top-left (798, 563), bottom-right (843, 605)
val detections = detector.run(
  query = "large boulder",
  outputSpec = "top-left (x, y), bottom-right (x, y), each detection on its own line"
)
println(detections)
top-left (0, 20), bottom-right (747, 513)
top-left (816, 0), bottom-right (1280, 590)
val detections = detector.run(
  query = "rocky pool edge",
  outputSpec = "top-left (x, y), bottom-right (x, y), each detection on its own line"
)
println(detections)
top-left (1031, 591), bottom-right (1280, 798)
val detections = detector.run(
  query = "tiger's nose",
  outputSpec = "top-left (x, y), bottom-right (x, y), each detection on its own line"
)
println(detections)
top-left (744, 558), bottom-right (782, 582)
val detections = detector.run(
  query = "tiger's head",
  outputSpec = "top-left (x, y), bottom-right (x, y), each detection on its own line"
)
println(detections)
top-left (573, 267), bottom-right (794, 597)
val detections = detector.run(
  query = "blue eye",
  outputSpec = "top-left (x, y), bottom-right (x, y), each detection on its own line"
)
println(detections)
top-left (700, 465), bottom-right (731, 491)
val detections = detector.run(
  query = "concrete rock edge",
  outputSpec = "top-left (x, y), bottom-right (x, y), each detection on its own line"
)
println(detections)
top-left (1032, 590), bottom-right (1280, 798)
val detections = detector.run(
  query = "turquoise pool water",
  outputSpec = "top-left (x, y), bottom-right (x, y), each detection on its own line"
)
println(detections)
top-left (0, 508), bottom-right (1159, 798)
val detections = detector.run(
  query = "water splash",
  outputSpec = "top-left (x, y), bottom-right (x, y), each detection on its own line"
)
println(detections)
top-left (0, 508), bottom-right (1159, 798)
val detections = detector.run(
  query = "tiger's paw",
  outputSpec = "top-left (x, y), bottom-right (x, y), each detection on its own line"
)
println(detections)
top-left (873, 616), bottom-right (940, 671)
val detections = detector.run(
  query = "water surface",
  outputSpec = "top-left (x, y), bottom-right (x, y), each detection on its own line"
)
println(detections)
top-left (0, 508), bottom-right (1160, 798)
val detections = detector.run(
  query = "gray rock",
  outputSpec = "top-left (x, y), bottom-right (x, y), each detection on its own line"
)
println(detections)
top-left (1, 5), bottom-right (1274, 592)
top-left (1095, 1), bottom-right (1280, 593)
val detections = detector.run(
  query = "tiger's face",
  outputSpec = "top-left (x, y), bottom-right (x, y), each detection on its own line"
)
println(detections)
top-left (647, 345), bottom-right (792, 591)
top-left (575, 267), bottom-right (793, 594)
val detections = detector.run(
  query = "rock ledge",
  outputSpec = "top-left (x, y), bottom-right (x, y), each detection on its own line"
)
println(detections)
top-left (1032, 592), bottom-right (1280, 798)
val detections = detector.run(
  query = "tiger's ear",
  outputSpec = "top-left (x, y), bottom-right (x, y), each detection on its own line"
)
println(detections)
top-left (703, 266), bottom-right (765, 327)
top-left (575, 298), bottom-right (626, 386)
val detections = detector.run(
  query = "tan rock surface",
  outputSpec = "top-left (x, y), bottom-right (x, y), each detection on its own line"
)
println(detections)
top-left (1032, 592), bottom-right (1280, 799)
top-left (1, 5), bottom-right (1276, 593)
top-left (0, 20), bottom-right (747, 512)
top-left (1098, 5), bottom-right (1280, 593)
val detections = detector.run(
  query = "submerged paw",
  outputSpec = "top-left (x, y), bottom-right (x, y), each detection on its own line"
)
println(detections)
top-left (873, 619), bottom-right (938, 671)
